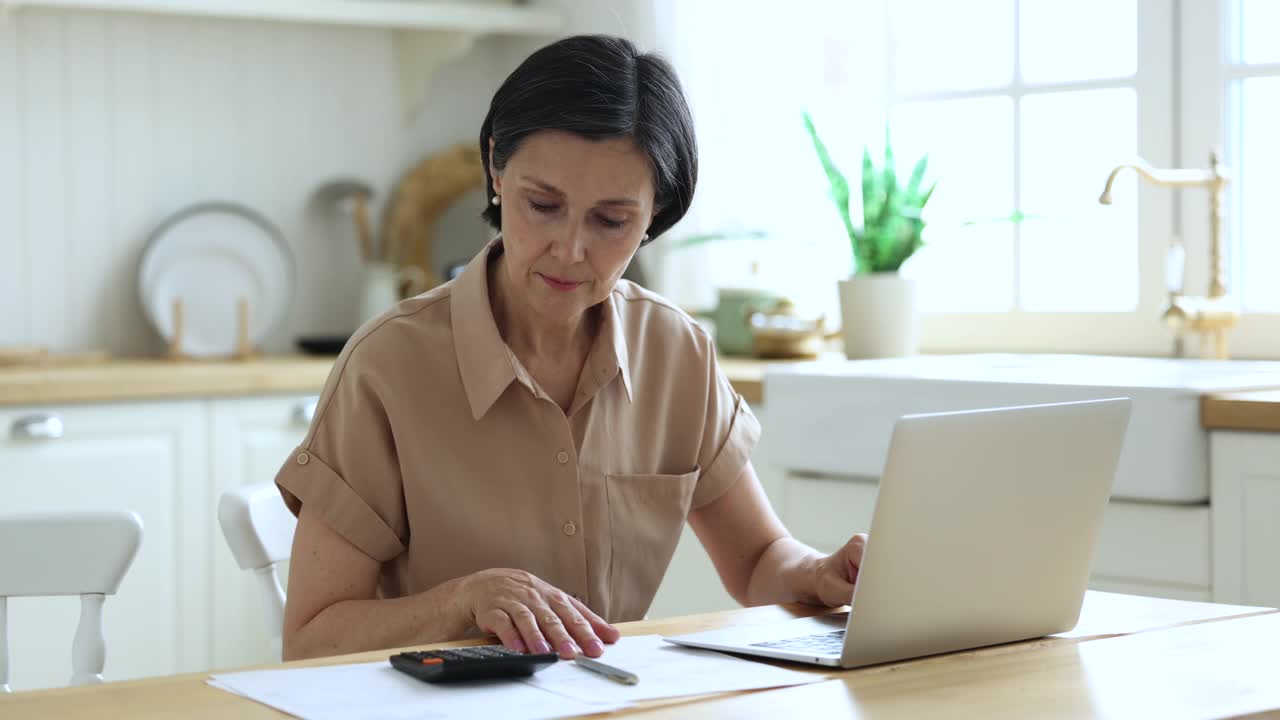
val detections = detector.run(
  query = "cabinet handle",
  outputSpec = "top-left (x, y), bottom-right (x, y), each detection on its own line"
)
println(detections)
top-left (12, 413), bottom-right (65, 441)
top-left (292, 398), bottom-right (318, 427)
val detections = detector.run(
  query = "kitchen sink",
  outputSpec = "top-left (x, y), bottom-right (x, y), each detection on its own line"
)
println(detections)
top-left (764, 354), bottom-right (1280, 503)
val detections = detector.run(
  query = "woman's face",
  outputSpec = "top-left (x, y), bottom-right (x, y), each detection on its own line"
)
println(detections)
top-left (490, 130), bottom-right (656, 325)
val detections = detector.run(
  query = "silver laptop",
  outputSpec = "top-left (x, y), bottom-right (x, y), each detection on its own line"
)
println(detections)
top-left (665, 397), bottom-right (1132, 668)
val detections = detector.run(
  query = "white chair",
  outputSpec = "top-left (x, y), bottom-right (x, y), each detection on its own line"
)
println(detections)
top-left (0, 511), bottom-right (143, 692)
top-left (217, 484), bottom-right (296, 658)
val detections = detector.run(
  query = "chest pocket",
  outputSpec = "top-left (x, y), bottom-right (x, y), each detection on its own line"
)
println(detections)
top-left (605, 468), bottom-right (699, 622)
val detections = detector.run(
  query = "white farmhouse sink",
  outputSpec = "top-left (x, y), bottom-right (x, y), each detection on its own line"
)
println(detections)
top-left (764, 354), bottom-right (1280, 503)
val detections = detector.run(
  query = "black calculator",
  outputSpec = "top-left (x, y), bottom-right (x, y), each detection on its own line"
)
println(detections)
top-left (389, 645), bottom-right (560, 683)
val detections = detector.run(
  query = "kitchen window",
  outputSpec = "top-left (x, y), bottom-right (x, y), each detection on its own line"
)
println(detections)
top-left (667, 0), bottom-right (1278, 358)
top-left (1224, 0), bottom-right (1280, 315)
top-left (881, 0), bottom-right (1178, 355)
top-left (1163, 0), bottom-right (1280, 358)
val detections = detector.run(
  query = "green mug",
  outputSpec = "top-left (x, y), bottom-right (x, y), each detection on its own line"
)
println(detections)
top-left (694, 288), bottom-right (786, 356)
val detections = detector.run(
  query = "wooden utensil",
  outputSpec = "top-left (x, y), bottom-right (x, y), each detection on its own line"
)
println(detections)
top-left (314, 178), bottom-right (377, 262)
top-left (353, 193), bottom-right (374, 262)
top-left (382, 144), bottom-right (484, 288)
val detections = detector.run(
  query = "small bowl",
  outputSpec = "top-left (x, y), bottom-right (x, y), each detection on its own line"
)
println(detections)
top-left (749, 312), bottom-right (827, 359)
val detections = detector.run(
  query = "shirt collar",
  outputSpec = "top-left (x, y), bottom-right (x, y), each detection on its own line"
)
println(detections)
top-left (452, 239), bottom-right (519, 421)
top-left (451, 238), bottom-right (634, 420)
top-left (596, 291), bottom-right (634, 404)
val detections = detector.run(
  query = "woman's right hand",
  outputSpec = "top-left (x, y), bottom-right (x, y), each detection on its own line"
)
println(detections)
top-left (458, 568), bottom-right (621, 659)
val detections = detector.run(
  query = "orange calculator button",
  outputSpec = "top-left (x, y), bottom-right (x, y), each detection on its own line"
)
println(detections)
top-left (421, 658), bottom-right (444, 665)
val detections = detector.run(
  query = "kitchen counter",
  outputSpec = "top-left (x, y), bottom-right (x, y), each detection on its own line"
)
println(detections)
top-left (717, 357), bottom-right (767, 404)
top-left (1201, 389), bottom-right (1280, 432)
top-left (0, 354), bottom-right (796, 407)
top-left (10, 354), bottom-right (1274, 425)
top-left (0, 355), bottom-right (335, 406)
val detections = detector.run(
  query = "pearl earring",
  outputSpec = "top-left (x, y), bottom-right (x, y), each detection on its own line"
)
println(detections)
top-left (491, 195), bottom-right (501, 206)
top-left (641, 234), bottom-right (650, 242)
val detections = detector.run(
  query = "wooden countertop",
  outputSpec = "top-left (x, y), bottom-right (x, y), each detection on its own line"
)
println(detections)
top-left (0, 356), bottom-right (337, 406)
top-left (4, 594), bottom-right (1277, 719)
top-left (9, 354), bottom-right (1277, 430)
top-left (1201, 389), bottom-right (1280, 433)
top-left (0, 354), bottom-right (788, 407)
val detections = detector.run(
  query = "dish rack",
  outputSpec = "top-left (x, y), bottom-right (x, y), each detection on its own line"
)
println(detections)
top-left (165, 297), bottom-right (255, 361)
top-left (138, 202), bottom-right (294, 361)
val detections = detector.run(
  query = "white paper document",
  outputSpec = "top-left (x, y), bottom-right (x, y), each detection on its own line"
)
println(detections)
top-left (208, 660), bottom-right (622, 720)
top-left (1053, 591), bottom-right (1271, 639)
top-left (523, 634), bottom-right (825, 705)
top-left (207, 635), bottom-right (822, 720)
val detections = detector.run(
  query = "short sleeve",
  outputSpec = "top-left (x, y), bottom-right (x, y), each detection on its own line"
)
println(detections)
top-left (689, 353), bottom-right (762, 510)
top-left (275, 350), bottom-right (408, 563)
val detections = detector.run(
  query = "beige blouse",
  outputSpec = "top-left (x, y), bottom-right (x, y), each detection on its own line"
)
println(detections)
top-left (275, 240), bottom-right (760, 622)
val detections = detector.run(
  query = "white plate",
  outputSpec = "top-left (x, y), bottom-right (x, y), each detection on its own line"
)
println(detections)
top-left (138, 204), bottom-right (293, 358)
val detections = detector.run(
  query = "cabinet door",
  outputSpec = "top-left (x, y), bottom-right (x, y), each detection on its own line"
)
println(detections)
top-left (648, 403), bottom-right (779, 619)
top-left (1211, 431), bottom-right (1280, 607)
top-left (208, 394), bottom-right (315, 670)
top-left (0, 401), bottom-right (207, 691)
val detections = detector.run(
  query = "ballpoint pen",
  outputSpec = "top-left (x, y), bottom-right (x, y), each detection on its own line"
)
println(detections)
top-left (573, 655), bottom-right (639, 685)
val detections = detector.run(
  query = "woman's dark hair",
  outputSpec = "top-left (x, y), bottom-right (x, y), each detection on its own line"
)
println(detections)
top-left (480, 34), bottom-right (697, 245)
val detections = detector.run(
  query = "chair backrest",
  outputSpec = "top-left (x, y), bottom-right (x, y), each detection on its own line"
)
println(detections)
top-left (217, 484), bottom-right (296, 658)
top-left (0, 511), bottom-right (144, 693)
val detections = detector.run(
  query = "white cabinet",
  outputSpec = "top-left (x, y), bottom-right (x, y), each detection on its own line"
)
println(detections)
top-left (648, 403), bottom-right (782, 619)
top-left (0, 401), bottom-right (208, 691)
top-left (783, 474), bottom-right (877, 553)
top-left (1090, 501), bottom-right (1211, 601)
top-left (208, 395), bottom-right (315, 670)
top-left (0, 393), bottom-right (314, 690)
top-left (1211, 431), bottom-right (1280, 607)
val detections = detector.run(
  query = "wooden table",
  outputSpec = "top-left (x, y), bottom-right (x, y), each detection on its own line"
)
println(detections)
top-left (3, 593), bottom-right (1276, 719)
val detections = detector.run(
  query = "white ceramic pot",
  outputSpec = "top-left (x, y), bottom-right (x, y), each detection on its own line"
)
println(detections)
top-left (838, 273), bottom-right (919, 359)
top-left (357, 262), bottom-right (428, 328)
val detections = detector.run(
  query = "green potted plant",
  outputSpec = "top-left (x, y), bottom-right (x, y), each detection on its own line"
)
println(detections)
top-left (804, 112), bottom-right (934, 358)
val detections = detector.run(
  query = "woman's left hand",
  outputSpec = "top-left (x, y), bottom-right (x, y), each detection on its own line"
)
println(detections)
top-left (811, 533), bottom-right (867, 607)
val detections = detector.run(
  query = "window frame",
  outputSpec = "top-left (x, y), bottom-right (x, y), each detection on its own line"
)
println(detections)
top-left (1179, 0), bottom-right (1280, 359)
top-left (897, 0), bottom-right (1199, 357)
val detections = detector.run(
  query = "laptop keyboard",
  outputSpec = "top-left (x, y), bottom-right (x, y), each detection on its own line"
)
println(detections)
top-left (750, 629), bottom-right (846, 655)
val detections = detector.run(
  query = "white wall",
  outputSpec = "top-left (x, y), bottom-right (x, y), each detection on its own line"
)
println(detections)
top-left (0, 7), bottom-right (512, 356)
top-left (2, 1), bottom-right (835, 357)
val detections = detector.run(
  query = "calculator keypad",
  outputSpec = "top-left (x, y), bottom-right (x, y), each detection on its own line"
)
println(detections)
top-left (405, 646), bottom-right (524, 662)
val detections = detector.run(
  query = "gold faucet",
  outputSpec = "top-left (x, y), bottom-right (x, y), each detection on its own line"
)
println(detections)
top-left (1098, 149), bottom-right (1239, 359)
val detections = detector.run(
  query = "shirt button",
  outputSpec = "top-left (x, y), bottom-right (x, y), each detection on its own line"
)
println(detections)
top-left (556, 450), bottom-right (569, 464)
top-left (296, 452), bottom-right (310, 465)
top-left (562, 521), bottom-right (577, 536)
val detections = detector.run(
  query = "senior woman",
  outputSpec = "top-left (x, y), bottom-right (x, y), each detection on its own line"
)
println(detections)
top-left (276, 34), bottom-right (867, 662)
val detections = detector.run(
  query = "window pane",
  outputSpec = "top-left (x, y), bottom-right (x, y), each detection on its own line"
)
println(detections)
top-left (891, 0), bottom-right (1014, 96)
top-left (1237, 77), bottom-right (1280, 311)
top-left (1020, 89), bottom-right (1138, 312)
top-left (1020, 0), bottom-right (1137, 84)
top-left (1241, 0), bottom-right (1280, 65)
top-left (892, 97), bottom-right (1016, 311)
